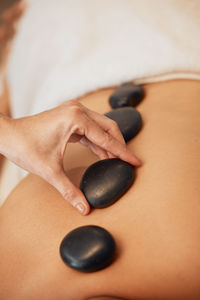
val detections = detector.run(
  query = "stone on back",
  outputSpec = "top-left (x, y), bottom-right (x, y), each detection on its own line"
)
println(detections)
top-left (105, 107), bottom-right (142, 142)
top-left (80, 158), bottom-right (135, 209)
top-left (60, 225), bottom-right (116, 272)
top-left (109, 82), bottom-right (144, 109)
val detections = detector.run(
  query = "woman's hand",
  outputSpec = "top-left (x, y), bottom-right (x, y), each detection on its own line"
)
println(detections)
top-left (0, 0), bottom-right (26, 70)
top-left (0, 101), bottom-right (141, 215)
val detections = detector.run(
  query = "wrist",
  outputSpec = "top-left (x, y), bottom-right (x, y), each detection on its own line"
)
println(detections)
top-left (0, 116), bottom-right (32, 171)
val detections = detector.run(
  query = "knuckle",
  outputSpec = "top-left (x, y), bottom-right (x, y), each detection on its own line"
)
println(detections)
top-left (110, 120), bottom-right (119, 131)
top-left (102, 132), bottom-right (113, 148)
top-left (66, 99), bottom-right (80, 107)
top-left (63, 189), bottom-right (77, 203)
top-left (61, 99), bottom-right (81, 112)
top-left (68, 104), bottom-right (82, 119)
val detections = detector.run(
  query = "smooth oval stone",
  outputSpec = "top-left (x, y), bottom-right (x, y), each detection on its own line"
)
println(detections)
top-left (80, 158), bottom-right (135, 208)
top-left (105, 107), bottom-right (142, 142)
top-left (109, 82), bottom-right (144, 108)
top-left (60, 225), bottom-right (116, 272)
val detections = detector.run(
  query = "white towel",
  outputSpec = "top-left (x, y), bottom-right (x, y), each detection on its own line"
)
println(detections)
top-left (1, 0), bottom-right (200, 205)
top-left (7, 0), bottom-right (200, 118)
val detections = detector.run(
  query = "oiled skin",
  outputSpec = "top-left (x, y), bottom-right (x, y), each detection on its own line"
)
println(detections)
top-left (0, 80), bottom-right (200, 300)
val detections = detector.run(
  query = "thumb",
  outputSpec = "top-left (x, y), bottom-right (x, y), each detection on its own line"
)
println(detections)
top-left (50, 170), bottom-right (90, 216)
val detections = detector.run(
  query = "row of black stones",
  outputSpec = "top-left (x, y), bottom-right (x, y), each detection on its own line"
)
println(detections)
top-left (60, 82), bottom-right (144, 272)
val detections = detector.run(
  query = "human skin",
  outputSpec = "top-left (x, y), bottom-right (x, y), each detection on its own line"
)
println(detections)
top-left (0, 80), bottom-right (200, 300)
top-left (0, 0), bottom-right (26, 171)
top-left (0, 99), bottom-right (141, 215)
top-left (0, 8), bottom-right (141, 215)
top-left (0, 0), bottom-right (26, 66)
top-left (0, 3), bottom-right (141, 216)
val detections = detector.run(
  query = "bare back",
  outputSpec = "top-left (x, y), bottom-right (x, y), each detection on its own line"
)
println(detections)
top-left (0, 80), bottom-right (200, 300)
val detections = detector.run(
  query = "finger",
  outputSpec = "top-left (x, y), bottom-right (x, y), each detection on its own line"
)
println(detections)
top-left (69, 132), bottom-right (112, 160)
top-left (81, 106), bottom-right (125, 145)
top-left (47, 168), bottom-right (90, 216)
top-left (80, 136), bottom-right (109, 160)
top-left (107, 151), bottom-right (116, 159)
top-left (62, 102), bottom-right (142, 166)
top-left (83, 116), bottom-right (142, 166)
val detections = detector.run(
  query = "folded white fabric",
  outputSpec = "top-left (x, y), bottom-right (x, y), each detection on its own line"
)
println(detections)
top-left (1, 0), bottom-right (200, 204)
top-left (8, 0), bottom-right (200, 119)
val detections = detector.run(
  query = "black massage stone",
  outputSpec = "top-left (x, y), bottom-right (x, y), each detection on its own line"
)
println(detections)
top-left (60, 225), bottom-right (116, 272)
top-left (105, 107), bottom-right (142, 142)
top-left (109, 82), bottom-right (144, 108)
top-left (80, 158), bottom-right (135, 208)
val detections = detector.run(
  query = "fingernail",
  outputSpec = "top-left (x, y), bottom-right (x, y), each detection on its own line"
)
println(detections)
top-left (76, 203), bottom-right (86, 215)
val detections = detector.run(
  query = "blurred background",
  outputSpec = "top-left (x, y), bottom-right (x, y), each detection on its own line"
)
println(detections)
top-left (0, 0), bottom-right (21, 62)
top-left (0, 0), bottom-right (17, 13)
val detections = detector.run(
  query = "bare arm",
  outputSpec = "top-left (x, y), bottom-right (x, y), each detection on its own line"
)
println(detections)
top-left (0, 1), bottom-right (26, 172)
